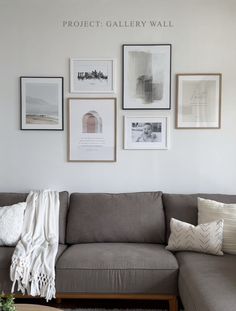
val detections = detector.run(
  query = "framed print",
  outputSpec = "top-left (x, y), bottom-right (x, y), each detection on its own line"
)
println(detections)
top-left (20, 76), bottom-right (64, 130)
top-left (68, 98), bottom-right (116, 162)
top-left (176, 73), bottom-right (222, 129)
top-left (124, 116), bottom-right (169, 150)
top-left (123, 44), bottom-right (171, 110)
top-left (70, 58), bottom-right (115, 93)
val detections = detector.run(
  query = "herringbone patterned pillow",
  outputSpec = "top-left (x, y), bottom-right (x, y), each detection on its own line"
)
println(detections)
top-left (166, 218), bottom-right (224, 255)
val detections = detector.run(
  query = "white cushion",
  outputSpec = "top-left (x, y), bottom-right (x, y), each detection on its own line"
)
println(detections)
top-left (0, 202), bottom-right (26, 246)
top-left (198, 197), bottom-right (236, 254)
top-left (166, 217), bottom-right (224, 255)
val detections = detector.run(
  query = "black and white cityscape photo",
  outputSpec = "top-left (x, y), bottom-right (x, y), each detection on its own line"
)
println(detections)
top-left (77, 70), bottom-right (108, 81)
top-left (70, 58), bottom-right (115, 93)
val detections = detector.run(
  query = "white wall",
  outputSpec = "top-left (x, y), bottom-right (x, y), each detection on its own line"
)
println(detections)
top-left (0, 0), bottom-right (236, 194)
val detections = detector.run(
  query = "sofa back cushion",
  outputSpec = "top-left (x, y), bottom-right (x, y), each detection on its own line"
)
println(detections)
top-left (0, 192), bottom-right (69, 244)
top-left (66, 192), bottom-right (165, 244)
top-left (163, 193), bottom-right (236, 242)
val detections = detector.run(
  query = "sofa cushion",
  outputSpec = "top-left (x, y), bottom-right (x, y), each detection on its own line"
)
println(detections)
top-left (176, 251), bottom-right (236, 311)
top-left (0, 246), bottom-right (14, 269)
top-left (198, 197), bottom-right (236, 254)
top-left (0, 202), bottom-right (26, 246)
top-left (0, 192), bottom-right (69, 244)
top-left (56, 243), bottom-right (178, 294)
top-left (66, 192), bottom-right (165, 244)
top-left (163, 193), bottom-right (236, 242)
top-left (0, 244), bottom-right (67, 293)
top-left (166, 218), bottom-right (224, 255)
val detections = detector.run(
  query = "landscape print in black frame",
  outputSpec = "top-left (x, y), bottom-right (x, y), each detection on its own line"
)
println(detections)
top-left (20, 76), bottom-right (64, 130)
top-left (122, 44), bottom-right (171, 110)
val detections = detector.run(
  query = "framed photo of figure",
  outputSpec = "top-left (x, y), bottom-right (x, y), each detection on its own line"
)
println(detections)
top-left (70, 58), bottom-right (115, 93)
top-left (68, 97), bottom-right (116, 162)
top-left (176, 73), bottom-right (222, 129)
top-left (20, 76), bottom-right (64, 130)
top-left (122, 44), bottom-right (171, 110)
top-left (124, 116), bottom-right (169, 150)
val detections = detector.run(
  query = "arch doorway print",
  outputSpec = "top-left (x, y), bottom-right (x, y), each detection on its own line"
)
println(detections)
top-left (82, 111), bottom-right (102, 133)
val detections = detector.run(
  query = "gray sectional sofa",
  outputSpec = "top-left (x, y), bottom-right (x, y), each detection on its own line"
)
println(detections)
top-left (1, 191), bottom-right (236, 311)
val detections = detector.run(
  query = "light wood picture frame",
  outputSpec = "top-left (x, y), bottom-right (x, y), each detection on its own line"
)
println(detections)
top-left (68, 97), bottom-right (116, 162)
top-left (176, 73), bottom-right (222, 129)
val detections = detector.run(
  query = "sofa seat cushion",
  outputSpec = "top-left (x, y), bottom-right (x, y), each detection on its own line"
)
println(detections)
top-left (176, 251), bottom-right (236, 311)
top-left (0, 245), bottom-right (67, 293)
top-left (56, 243), bottom-right (178, 294)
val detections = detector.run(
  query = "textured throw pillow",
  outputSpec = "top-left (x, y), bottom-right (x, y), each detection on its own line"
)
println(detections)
top-left (166, 218), bottom-right (224, 255)
top-left (198, 197), bottom-right (236, 254)
top-left (0, 202), bottom-right (26, 246)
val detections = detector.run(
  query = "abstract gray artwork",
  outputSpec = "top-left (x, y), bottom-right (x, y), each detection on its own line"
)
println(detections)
top-left (123, 44), bottom-right (171, 110)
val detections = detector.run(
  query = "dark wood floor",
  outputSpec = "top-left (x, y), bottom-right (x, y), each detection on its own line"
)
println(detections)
top-left (15, 298), bottom-right (171, 309)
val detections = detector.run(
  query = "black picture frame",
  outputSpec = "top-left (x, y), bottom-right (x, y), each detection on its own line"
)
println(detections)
top-left (122, 44), bottom-right (171, 110)
top-left (20, 76), bottom-right (64, 130)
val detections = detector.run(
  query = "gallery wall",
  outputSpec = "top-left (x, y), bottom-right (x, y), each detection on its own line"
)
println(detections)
top-left (0, 0), bottom-right (236, 194)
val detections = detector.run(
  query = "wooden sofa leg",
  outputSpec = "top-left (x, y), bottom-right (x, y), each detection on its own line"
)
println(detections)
top-left (56, 298), bottom-right (62, 304)
top-left (169, 296), bottom-right (178, 311)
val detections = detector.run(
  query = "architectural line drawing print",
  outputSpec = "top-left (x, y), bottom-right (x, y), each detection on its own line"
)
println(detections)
top-left (123, 44), bottom-right (171, 110)
top-left (20, 77), bottom-right (64, 130)
top-left (190, 82), bottom-right (208, 106)
top-left (176, 74), bottom-right (222, 129)
top-left (70, 59), bottom-right (115, 93)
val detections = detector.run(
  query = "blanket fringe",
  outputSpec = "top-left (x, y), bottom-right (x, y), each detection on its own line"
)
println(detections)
top-left (10, 255), bottom-right (55, 301)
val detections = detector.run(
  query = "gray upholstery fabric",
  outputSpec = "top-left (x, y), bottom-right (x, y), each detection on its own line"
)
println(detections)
top-left (163, 193), bottom-right (236, 242)
top-left (0, 269), bottom-right (12, 293)
top-left (67, 192), bottom-right (165, 244)
top-left (0, 193), bottom-right (28, 206)
top-left (176, 251), bottom-right (236, 311)
top-left (58, 192), bottom-right (69, 244)
top-left (0, 247), bottom-right (14, 269)
top-left (57, 245), bottom-right (68, 260)
top-left (56, 243), bottom-right (178, 294)
top-left (0, 192), bottom-right (69, 244)
top-left (0, 244), bottom-right (67, 293)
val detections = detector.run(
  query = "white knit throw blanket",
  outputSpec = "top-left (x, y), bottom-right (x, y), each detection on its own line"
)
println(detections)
top-left (10, 190), bottom-right (60, 301)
